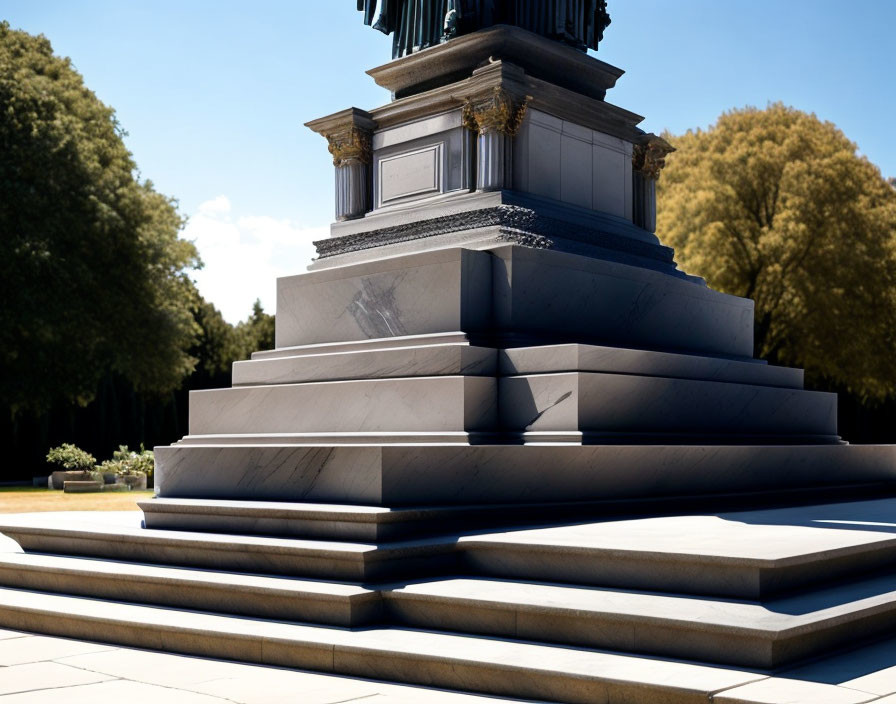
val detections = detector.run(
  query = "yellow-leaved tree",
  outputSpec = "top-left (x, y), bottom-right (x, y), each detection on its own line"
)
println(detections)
top-left (657, 104), bottom-right (896, 401)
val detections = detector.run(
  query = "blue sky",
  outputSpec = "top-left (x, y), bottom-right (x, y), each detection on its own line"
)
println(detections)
top-left (4, 1), bottom-right (895, 321)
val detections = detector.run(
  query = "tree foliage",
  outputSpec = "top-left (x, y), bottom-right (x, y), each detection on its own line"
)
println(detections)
top-left (0, 22), bottom-right (200, 415)
top-left (46, 442), bottom-right (95, 471)
top-left (657, 104), bottom-right (896, 400)
top-left (235, 299), bottom-right (275, 356)
top-left (189, 297), bottom-right (275, 386)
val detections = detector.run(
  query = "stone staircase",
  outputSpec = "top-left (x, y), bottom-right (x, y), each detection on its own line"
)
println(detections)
top-left (4, 495), bottom-right (896, 702)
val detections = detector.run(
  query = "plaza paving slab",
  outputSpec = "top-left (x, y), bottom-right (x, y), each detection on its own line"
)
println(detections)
top-left (4, 628), bottom-right (896, 703)
top-left (0, 630), bottom-right (530, 703)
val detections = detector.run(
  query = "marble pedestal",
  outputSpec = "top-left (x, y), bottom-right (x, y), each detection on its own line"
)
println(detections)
top-left (152, 238), bottom-right (893, 509)
top-left (154, 20), bottom-right (894, 510)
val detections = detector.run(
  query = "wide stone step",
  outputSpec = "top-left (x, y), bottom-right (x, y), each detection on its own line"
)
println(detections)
top-left (139, 483), bottom-right (894, 542)
top-left (232, 339), bottom-right (802, 390)
top-left (189, 376), bottom-right (496, 435)
top-left (233, 343), bottom-right (496, 386)
top-left (153, 441), bottom-right (896, 505)
top-left (458, 499), bottom-right (896, 598)
top-left (500, 372), bottom-right (837, 436)
top-left (9, 499), bottom-right (896, 598)
top-left (0, 513), bottom-right (456, 581)
top-left (0, 586), bottom-right (766, 704)
top-left (502, 343), bottom-right (804, 389)
top-left (7, 551), bottom-right (896, 671)
top-left (0, 552), bottom-right (379, 626)
top-left (385, 574), bottom-right (896, 669)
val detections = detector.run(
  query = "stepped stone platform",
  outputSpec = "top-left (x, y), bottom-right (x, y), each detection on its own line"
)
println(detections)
top-left (7, 499), bottom-right (896, 702)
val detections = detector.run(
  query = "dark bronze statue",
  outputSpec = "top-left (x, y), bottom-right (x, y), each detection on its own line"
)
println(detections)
top-left (358, 0), bottom-right (611, 59)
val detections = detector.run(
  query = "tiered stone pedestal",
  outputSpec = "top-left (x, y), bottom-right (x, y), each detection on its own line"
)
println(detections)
top-left (150, 242), bottom-right (886, 512)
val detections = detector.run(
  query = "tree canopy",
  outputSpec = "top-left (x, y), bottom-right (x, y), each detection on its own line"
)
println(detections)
top-left (0, 21), bottom-right (200, 415)
top-left (657, 104), bottom-right (896, 401)
top-left (190, 298), bottom-right (275, 387)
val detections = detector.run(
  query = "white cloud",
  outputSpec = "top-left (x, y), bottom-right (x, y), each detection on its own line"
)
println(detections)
top-left (184, 196), bottom-right (327, 323)
top-left (197, 194), bottom-right (232, 217)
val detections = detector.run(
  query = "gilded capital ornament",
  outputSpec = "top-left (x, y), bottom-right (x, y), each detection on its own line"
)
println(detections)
top-left (632, 135), bottom-right (675, 180)
top-left (462, 88), bottom-right (531, 137)
top-left (325, 127), bottom-right (372, 167)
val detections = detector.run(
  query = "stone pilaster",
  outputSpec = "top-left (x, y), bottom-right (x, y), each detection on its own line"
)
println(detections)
top-left (462, 88), bottom-right (530, 191)
top-left (632, 134), bottom-right (674, 233)
top-left (306, 108), bottom-right (376, 221)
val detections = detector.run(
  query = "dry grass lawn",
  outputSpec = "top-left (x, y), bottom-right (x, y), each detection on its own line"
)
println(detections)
top-left (0, 487), bottom-right (154, 513)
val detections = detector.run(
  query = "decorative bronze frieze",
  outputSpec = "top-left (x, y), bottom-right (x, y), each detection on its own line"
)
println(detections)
top-left (462, 88), bottom-right (531, 137)
top-left (632, 134), bottom-right (675, 180)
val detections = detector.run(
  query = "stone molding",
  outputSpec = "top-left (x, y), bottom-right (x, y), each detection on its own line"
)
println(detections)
top-left (366, 25), bottom-right (623, 101)
top-left (313, 204), bottom-right (675, 265)
top-left (371, 59), bottom-right (644, 143)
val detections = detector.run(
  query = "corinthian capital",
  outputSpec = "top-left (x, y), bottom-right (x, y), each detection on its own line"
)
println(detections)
top-left (325, 127), bottom-right (372, 167)
top-left (632, 134), bottom-right (675, 180)
top-left (305, 107), bottom-right (376, 167)
top-left (462, 87), bottom-right (531, 137)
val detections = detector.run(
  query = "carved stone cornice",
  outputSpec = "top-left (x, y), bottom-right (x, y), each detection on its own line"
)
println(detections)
top-left (368, 58), bottom-right (644, 144)
top-left (305, 107), bottom-right (377, 167)
top-left (632, 134), bottom-right (675, 180)
top-left (366, 25), bottom-right (623, 101)
top-left (461, 87), bottom-right (531, 137)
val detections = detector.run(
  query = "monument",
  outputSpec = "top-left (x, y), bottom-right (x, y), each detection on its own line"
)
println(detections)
top-left (1, 6), bottom-right (896, 703)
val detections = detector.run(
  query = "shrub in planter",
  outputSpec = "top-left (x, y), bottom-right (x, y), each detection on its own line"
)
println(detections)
top-left (47, 443), bottom-right (96, 472)
top-left (101, 445), bottom-right (152, 490)
top-left (98, 459), bottom-right (121, 484)
top-left (47, 444), bottom-right (97, 489)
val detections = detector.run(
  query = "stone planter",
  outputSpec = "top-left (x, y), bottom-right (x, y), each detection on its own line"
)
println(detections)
top-left (50, 470), bottom-right (93, 490)
top-left (102, 472), bottom-right (118, 485)
top-left (63, 480), bottom-right (104, 493)
top-left (116, 474), bottom-right (147, 491)
top-left (102, 483), bottom-right (131, 492)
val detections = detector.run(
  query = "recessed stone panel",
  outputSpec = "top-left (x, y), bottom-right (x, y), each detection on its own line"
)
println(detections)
top-left (515, 109), bottom-right (634, 220)
top-left (379, 144), bottom-right (441, 206)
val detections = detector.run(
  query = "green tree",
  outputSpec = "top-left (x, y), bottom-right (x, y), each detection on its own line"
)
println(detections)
top-left (657, 104), bottom-right (896, 400)
top-left (190, 295), bottom-right (241, 381)
top-left (0, 22), bottom-right (200, 415)
top-left (235, 299), bottom-right (275, 358)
